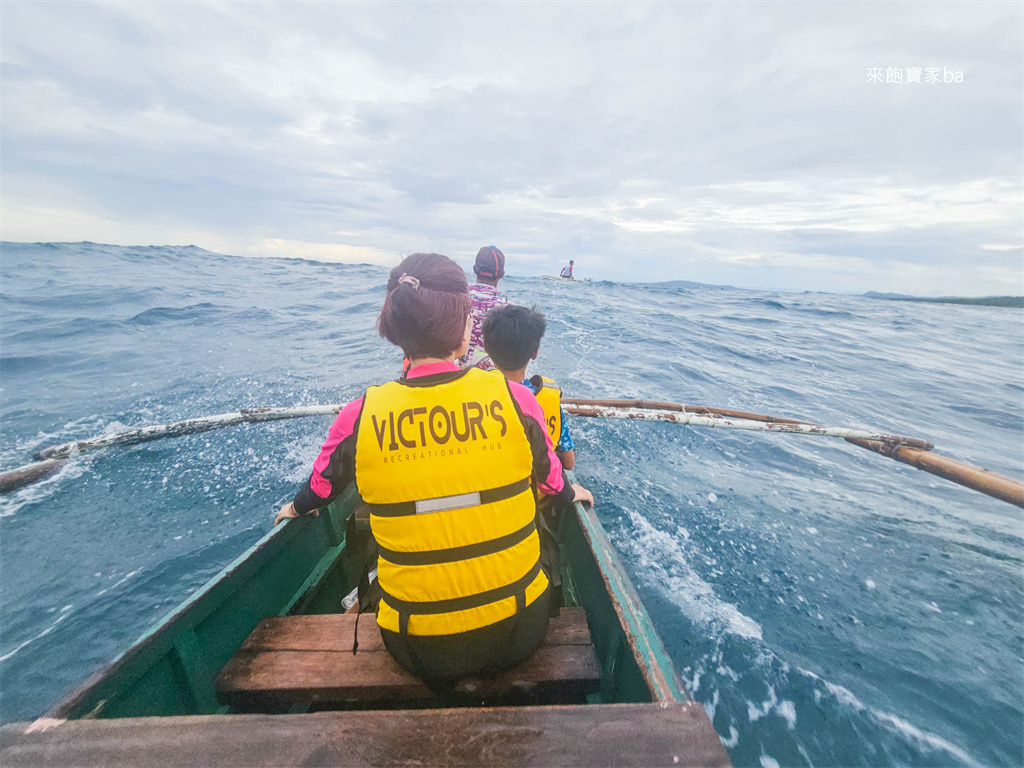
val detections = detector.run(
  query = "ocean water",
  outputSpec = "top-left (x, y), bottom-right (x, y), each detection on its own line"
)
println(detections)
top-left (1, 241), bottom-right (1021, 766)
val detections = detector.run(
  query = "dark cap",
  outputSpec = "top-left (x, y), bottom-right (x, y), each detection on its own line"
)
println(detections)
top-left (473, 246), bottom-right (505, 279)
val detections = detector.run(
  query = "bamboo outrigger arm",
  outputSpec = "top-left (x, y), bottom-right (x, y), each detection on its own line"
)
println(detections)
top-left (563, 398), bottom-right (1024, 509)
top-left (2, 399), bottom-right (1021, 509)
top-left (0, 405), bottom-right (344, 494)
top-left (845, 438), bottom-right (1024, 509)
top-left (33, 405), bottom-right (345, 461)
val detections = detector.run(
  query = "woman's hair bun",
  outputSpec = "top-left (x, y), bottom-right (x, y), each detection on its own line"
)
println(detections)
top-left (378, 253), bottom-right (471, 359)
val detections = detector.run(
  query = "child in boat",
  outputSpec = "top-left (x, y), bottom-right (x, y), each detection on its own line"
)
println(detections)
top-left (456, 245), bottom-right (509, 371)
top-left (482, 304), bottom-right (574, 470)
top-left (482, 304), bottom-right (578, 611)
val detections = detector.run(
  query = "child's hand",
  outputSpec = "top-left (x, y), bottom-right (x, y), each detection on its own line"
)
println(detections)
top-left (571, 483), bottom-right (595, 508)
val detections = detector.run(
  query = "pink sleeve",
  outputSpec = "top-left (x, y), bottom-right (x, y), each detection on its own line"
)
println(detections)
top-left (309, 397), bottom-right (364, 498)
top-left (509, 382), bottom-right (565, 495)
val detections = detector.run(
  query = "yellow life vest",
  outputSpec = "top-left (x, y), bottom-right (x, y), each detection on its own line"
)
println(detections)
top-left (355, 367), bottom-right (548, 637)
top-left (529, 375), bottom-right (562, 448)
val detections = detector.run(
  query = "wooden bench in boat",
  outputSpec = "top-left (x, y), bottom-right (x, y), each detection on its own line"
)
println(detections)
top-left (2, 702), bottom-right (732, 767)
top-left (216, 607), bottom-right (601, 711)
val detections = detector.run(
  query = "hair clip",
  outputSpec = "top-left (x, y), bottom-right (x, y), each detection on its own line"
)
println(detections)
top-left (398, 273), bottom-right (420, 290)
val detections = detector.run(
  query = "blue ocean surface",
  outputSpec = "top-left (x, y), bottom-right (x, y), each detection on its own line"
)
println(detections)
top-left (1, 242), bottom-right (1021, 766)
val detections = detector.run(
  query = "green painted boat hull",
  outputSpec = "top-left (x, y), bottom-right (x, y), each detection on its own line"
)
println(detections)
top-left (49, 473), bottom-right (689, 720)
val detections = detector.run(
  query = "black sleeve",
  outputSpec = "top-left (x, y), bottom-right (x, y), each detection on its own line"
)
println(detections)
top-left (552, 469), bottom-right (576, 509)
top-left (291, 431), bottom-right (358, 515)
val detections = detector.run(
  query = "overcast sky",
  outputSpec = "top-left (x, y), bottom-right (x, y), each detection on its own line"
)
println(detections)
top-left (2, 2), bottom-right (1021, 294)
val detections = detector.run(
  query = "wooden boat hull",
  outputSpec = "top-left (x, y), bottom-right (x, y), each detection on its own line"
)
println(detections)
top-left (3, 473), bottom-right (729, 765)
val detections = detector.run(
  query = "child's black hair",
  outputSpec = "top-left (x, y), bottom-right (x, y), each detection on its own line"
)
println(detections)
top-left (482, 305), bottom-right (547, 371)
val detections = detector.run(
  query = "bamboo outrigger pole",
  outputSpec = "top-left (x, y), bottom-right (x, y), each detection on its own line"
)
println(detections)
top-left (0, 405), bottom-right (344, 494)
top-left (1, 399), bottom-right (1020, 510)
top-left (563, 398), bottom-right (1024, 509)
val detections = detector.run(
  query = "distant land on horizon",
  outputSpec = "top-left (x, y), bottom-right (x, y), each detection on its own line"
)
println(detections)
top-left (653, 279), bottom-right (738, 290)
top-left (863, 292), bottom-right (1024, 308)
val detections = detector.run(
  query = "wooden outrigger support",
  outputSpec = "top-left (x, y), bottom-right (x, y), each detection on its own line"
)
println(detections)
top-left (564, 398), bottom-right (1024, 509)
top-left (846, 438), bottom-right (1024, 509)
top-left (0, 405), bottom-right (345, 493)
top-left (2, 398), bottom-right (1020, 509)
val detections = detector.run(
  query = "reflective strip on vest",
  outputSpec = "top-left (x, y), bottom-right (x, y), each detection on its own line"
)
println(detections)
top-left (355, 367), bottom-right (547, 636)
top-left (530, 375), bottom-right (562, 447)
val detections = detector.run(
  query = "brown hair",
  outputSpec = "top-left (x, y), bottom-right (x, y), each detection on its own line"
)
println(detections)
top-left (377, 253), bottom-right (471, 359)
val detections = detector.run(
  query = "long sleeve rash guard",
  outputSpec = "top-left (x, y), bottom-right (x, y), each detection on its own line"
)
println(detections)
top-left (292, 362), bottom-right (574, 515)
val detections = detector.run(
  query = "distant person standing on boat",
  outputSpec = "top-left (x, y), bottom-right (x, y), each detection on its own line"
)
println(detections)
top-left (276, 252), bottom-right (594, 684)
top-left (559, 260), bottom-right (574, 279)
top-left (456, 245), bottom-right (508, 371)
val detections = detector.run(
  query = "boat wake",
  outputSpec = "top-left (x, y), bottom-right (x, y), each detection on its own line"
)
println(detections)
top-left (616, 502), bottom-right (985, 768)
top-left (0, 605), bottom-right (75, 664)
top-left (622, 504), bottom-right (763, 641)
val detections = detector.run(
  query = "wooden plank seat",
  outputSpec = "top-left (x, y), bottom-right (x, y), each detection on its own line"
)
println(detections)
top-left (216, 608), bottom-right (601, 712)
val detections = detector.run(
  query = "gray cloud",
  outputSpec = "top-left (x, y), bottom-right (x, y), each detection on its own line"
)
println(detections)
top-left (2, 1), bottom-right (1021, 294)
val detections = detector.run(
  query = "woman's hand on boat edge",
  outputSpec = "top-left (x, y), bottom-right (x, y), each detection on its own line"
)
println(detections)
top-left (274, 501), bottom-right (318, 526)
top-left (571, 483), bottom-right (595, 508)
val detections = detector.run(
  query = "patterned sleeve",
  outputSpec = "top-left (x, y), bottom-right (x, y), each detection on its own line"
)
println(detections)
top-left (555, 406), bottom-right (574, 452)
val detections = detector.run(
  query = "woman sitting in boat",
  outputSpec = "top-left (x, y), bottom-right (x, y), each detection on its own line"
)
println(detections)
top-left (275, 252), bottom-right (595, 683)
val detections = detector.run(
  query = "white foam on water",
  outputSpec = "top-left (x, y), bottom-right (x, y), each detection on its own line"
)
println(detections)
top-left (703, 688), bottom-right (720, 721)
top-left (759, 754), bottom-right (781, 768)
top-left (746, 686), bottom-right (778, 722)
top-left (0, 456), bottom-right (93, 517)
top-left (716, 664), bottom-right (741, 682)
top-left (872, 711), bottom-right (982, 768)
top-left (864, 579), bottom-right (876, 590)
top-left (798, 668), bottom-right (983, 767)
top-left (624, 506), bottom-right (764, 641)
top-left (824, 679), bottom-right (866, 710)
top-left (720, 726), bottom-right (740, 749)
top-left (776, 700), bottom-right (797, 730)
top-left (280, 437), bottom-right (322, 483)
top-left (0, 606), bottom-right (74, 663)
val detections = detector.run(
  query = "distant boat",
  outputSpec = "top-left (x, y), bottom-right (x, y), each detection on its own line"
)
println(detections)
top-left (541, 275), bottom-right (592, 283)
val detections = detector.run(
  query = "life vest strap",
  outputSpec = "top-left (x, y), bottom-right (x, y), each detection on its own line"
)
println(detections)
top-left (368, 477), bottom-right (531, 518)
top-left (381, 560), bottom-right (542, 616)
top-left (378, 520), bottom-right (537, 566)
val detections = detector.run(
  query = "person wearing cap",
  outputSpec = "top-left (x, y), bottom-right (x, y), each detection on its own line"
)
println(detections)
top-left (559, 260), bottom-right (574, 279)
top-left (457, 245), bottom-right (509, 370)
